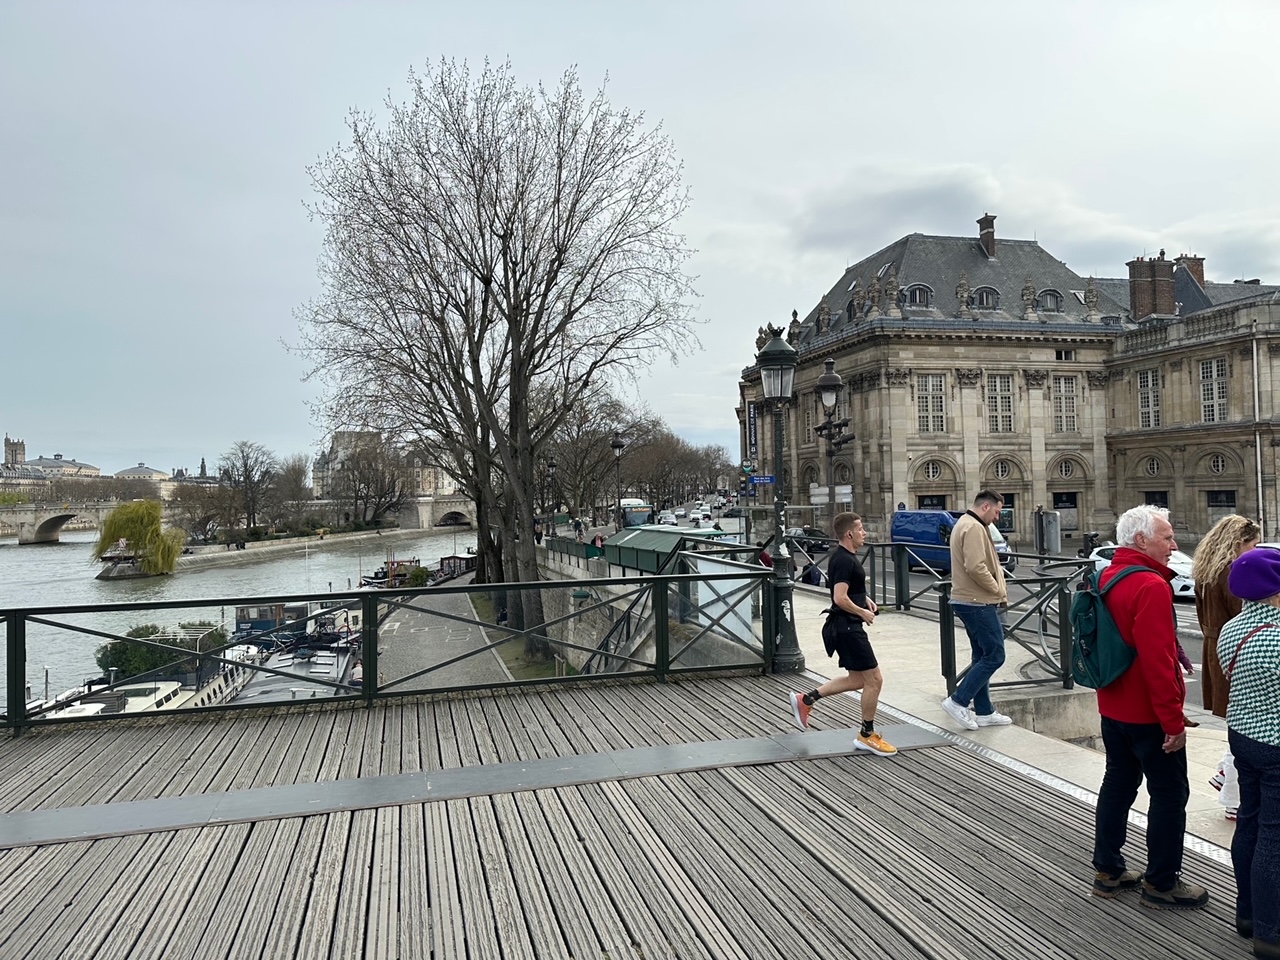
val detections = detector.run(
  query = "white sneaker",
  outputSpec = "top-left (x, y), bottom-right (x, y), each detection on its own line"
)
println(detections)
top-left (941, 697), bottom-right (978, 731)
top-left (974, 711), bottom-right (1013, 727)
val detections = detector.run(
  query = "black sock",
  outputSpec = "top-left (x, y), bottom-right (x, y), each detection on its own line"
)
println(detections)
top-left (861, 721), bottom-right (874, 736)
top-left (802, 690), bottom-right (821, 706)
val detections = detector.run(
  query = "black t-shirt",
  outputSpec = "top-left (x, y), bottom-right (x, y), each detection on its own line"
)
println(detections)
top-left (827, 545), bottom-right (867, 620)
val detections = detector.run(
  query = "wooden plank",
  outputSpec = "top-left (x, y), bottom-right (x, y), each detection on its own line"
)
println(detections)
top-left (0, 836), bottom-right (128, 956)
top-left (172, 819), bottom-right (289, 960)
top-left (133, 822), bottom-right (253, 960)
top-left (40, 832), bottom-right (184, 960)
top-left (328, 808), bottom-right (376, 959)
top-left (258, 816), bottom-right (328, 960)
top-left (617, 777), bottom-right (784, 960)
top-left (572, 782), bottom-right (716, 959)
top-left (91, 824), bottom-right (247, 960)
top-left (364, 806), bottom-right (399, 959)
top-left (397, 804), bottom-right (431, 960)
top-left (0, 728), bottom-right (113, 811)
top-left (487, 792), bottom-right (572, 957)
top-left (294, 812), bottom-right (352, 960)
top-left (680, 768), bottom-right (916, 960)
top-left (425, 801), bottom-right (466, 960)
top-left (217, 819), bottom-right (307, 960)
top-left (444, 797), bottom-right (511, 960)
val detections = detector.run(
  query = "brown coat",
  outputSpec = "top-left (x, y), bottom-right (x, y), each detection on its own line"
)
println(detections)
top-left (1195, 573), bottom-right (1241, 717)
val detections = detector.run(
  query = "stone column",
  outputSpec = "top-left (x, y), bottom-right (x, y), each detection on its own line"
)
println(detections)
top-left (955, 368), bottom-right (984, 492)
top-left (1024, 369), bottom-right (1049, 513)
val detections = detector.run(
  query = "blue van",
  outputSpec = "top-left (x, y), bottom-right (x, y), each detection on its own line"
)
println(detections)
top-left (890, 510), bottom-right (1015, 573)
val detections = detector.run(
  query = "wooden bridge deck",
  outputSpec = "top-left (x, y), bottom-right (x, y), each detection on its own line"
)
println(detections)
top-left (0, 675), bottom-right (1246, 959)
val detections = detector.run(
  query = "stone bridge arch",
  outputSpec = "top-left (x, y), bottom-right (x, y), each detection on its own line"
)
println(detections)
top-left (19, 513), bottom-right (80, 544)
top-left (396, 496), bottom-right (477, 530)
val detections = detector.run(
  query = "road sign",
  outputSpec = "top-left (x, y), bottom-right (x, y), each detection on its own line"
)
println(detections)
top-left (750, 475), bottom-right (774, 484)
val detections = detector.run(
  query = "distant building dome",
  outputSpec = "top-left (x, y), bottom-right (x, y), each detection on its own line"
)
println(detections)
top-left (114, 462), bottom-right (169, 480)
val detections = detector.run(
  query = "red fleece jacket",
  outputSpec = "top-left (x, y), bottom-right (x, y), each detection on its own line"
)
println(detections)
top-left (1096, 547), bottom-right (1186, 735)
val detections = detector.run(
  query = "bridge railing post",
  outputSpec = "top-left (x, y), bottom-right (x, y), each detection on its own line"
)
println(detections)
top-left (5, 611), bottom-right (27, 735)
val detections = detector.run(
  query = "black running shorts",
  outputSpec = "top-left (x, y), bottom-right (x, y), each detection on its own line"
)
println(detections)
top-left (822, 615), bottom-right (878, 672)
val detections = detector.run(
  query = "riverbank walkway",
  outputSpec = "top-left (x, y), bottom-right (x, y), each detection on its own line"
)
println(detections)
top-left (0, 667), bottom-right (1246, 959)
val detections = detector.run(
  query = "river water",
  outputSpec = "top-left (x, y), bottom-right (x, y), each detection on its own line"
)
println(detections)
top-left (0, 528), bottom-right (477, 709)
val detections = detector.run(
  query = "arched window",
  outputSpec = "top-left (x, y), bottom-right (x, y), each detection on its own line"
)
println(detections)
top-left (1146, 457), bottom-right (1161, 477)
top-left (974, 287), bottom-right (999, 309)
top-left (994, 459), bottom-right (1011, 480)
top-left (1209, 454), bottom-right (1226, 475)
top-left (1058, 459), bottom-right (1075, 479)
top-left (906, 285), bottom-right (932, 307)
top-left (1039, 289), bottom-right (1064, 312)
top-left (923, 461), bottom-right (943, 481)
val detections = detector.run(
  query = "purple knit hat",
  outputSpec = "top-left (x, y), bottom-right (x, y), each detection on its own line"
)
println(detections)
top-left (1228, 547), bottom-right (1280, 601)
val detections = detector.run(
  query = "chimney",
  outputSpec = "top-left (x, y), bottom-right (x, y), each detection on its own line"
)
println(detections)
top-left (1175, 253), bottom-right (1205, 287)
top-left (1126, 257), bottom-right (1155, 319)
top-left (977, 213), bottom-right (996, 258)
top-left (1151, 251), bottom-right (1176, 315)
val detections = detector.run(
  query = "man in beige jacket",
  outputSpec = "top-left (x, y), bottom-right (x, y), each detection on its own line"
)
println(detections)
top-left (940, 490), bottom-right (1012, 731)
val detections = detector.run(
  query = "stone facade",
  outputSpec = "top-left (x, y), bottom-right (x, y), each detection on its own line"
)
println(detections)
top-left (739, 216), bottom-right (1280, 546)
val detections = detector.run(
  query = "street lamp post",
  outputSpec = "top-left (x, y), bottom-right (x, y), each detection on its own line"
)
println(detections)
top-left (756, 324), bottom-right (803, 673)
top-left (813, 357), bottom-right (852, 528)
top-left (547, 459), bottom-right (558, 537)
top-left (611, 433), bottom-right (626, 531)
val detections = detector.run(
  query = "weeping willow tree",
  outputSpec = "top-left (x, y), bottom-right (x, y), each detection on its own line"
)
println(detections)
top-left (92, 500), bottom-right (186, 576)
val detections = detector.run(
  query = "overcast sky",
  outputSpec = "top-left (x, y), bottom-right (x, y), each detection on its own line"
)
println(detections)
top-left (5, 0), bottom-right (1279, 476)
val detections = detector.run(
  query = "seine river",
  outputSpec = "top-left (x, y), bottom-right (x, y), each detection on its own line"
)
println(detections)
top-left (0, 527), bottom-right (476, 709)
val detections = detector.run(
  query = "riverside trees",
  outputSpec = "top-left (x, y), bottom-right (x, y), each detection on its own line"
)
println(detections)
top-left (297, 60), bottom-right (696, 640)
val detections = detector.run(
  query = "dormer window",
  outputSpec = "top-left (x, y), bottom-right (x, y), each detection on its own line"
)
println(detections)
top-left (1039, 289), bottom-right (1063, 312)
top-left (974, 287), bottom-right (999, 309)
top-left (906, 284), bottom-right (932, 307)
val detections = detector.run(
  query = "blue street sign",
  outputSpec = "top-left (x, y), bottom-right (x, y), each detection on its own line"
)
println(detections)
top-left (750, 475), bottom-right (774, 484)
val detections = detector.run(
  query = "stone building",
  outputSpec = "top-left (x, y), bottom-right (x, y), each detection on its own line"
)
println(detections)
top-left (3, 434), bottom-right (26, 466)
top-left (738, 214), bottom-right (1280, 545)
top-left (21, 453), bottom-right (100, 478)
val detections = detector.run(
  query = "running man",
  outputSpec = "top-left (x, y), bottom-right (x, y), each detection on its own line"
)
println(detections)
top-left (788, 511), bottom-right (897, 755)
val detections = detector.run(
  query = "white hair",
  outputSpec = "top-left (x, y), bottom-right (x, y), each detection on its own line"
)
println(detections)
top-left (1115, 505), bottom-right (1171, 547)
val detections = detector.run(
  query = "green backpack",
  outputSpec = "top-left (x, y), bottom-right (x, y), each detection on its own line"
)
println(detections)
top-left (1069, 566), bottom-right (1154, 689)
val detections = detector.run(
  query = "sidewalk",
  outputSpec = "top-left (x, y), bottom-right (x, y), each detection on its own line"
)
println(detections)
top-left (787, 584), bottom-right (1235, 850)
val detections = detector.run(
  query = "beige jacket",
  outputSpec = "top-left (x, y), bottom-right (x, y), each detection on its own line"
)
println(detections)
top-left (949, 512), bottom-right (1007, 605)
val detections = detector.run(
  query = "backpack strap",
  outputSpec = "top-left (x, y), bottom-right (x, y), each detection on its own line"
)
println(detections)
top-left (1097, 564), bottom-right (1161, 596)
top-left (1225, 624), bottom-right (1274, 682)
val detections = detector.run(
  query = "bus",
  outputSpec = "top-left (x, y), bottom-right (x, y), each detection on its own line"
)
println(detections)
top-left (619, 502), bottom-right (656, 528)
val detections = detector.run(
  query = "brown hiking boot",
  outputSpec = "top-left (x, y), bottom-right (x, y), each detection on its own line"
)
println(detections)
top-left (1139, 878), bottom-right (1209, 910)
top-left (1091, 869), bottom-right (1141, 898)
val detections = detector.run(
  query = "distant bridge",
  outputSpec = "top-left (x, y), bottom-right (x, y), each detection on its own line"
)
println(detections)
top-left (0, 502), bottom-right (135, 544)
top-left (395, 494), bottom-right (477, 530)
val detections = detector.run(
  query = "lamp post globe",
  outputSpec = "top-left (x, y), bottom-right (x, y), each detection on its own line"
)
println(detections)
top-left (814, 357), bottom-right (849, 527)
top-left (754, 325), bottom-right (804, 673)
top-left (610, 433), bottom-right (626, 532)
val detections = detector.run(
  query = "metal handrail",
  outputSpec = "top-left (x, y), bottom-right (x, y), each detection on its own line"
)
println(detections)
top-left (1, 569), bottom-right (773, 734)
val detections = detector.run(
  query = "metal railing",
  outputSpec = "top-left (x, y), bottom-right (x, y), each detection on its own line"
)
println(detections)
top-left (1, 567), bottom-right (773, 735)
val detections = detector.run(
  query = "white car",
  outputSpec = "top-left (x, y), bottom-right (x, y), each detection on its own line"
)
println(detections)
top-left (673, 507), bottom-right (687, 518)
top-left (657, 511), bottom-right (677, 526)
top-left (1089, 545), bottom-right (1196, 599)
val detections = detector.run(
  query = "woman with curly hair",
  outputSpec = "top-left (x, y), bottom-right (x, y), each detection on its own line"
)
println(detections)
top-left (1193, 515), bottom-right (1262, 716)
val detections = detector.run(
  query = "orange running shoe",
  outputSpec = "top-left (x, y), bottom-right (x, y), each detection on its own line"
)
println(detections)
top-left (854, 731), bottom-right (897, 756)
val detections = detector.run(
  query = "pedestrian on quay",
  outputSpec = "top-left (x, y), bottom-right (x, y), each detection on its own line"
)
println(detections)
top-left (1193, 514), bottom-right (1262, 820)
top-left (1089, 504), bottom-right (1208, 910)
top-left (788, 511), bottom-right (897, 756)
top-left (756, 541), bottom-right (773, 568)
top-left (939, 490), bottom-right (1013, 731)
top-left (1217, 547), bottom-right (1280, 955)
top-left (573, 517), bottom-right (584, 542)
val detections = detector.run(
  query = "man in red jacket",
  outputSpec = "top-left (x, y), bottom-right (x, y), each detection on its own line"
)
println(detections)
top-left (1091, 505), bottom-right (1208, 910)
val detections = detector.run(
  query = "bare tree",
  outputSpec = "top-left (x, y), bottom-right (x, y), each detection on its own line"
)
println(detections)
top-left (268, 452), bottom-right (313, 531)
top-left (297, 60), bottom-right (695, 643)
top-left (218, 441), bottom-right (278, 529)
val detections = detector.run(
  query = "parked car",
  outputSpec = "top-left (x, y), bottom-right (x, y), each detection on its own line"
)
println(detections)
top-left (722, 506), bottom-right (744, 518)
top-left (890, 509), bottom-right (1015, 573)
top-left (657, 511), bottom-right (678, 526)
top-left (673, 507), bottom-right (686, 518)
top-left (1089, 544), bottom-right (1195, 599)
top-left (786, 526), bottom-right (832, 553)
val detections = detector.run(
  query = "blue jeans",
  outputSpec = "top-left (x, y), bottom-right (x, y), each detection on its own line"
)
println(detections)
top-left (949, 603), bottom-right (1006, 716)
top-left (1230, 729), bottom-right (1280, 943)
top-left (1093, 717), bottom-right (1189, 890)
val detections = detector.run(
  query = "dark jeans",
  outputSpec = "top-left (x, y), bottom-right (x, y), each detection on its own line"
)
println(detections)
top-left (1092, 716), bottom-right (1189, 890)
top-left (1230, 728), bottom-right (1280, 942)
top-left (950, 603), bottom-right (1005, 715)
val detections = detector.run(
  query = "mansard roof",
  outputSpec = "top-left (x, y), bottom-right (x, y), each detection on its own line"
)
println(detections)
top-left (795, 232), bottom-right (1128, 346)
